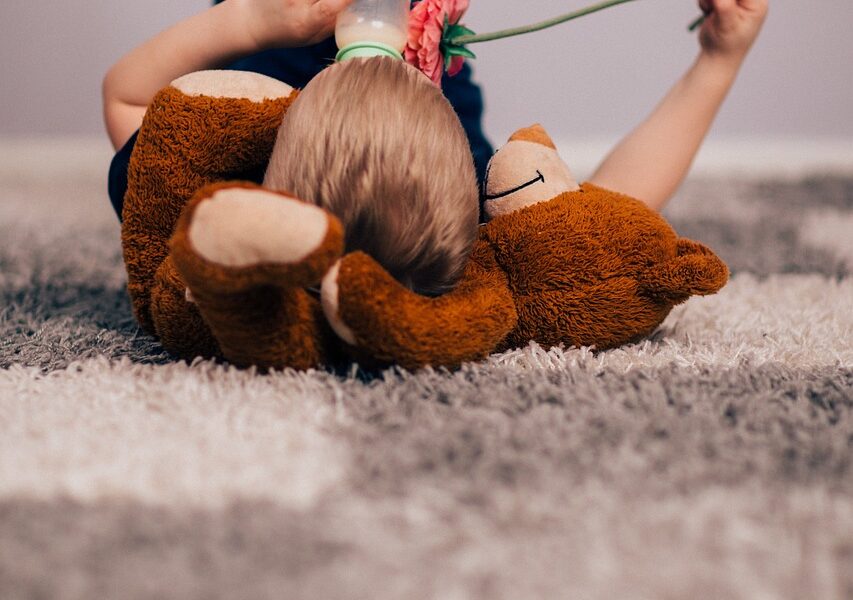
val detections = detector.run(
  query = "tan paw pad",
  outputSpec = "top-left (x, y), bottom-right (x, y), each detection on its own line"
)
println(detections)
top-left (171, 70), bottom-right (294, 101)
top-left (189, 188), bottom-right (329, 268)
top-left (320, 261), bottom-right (357, 346)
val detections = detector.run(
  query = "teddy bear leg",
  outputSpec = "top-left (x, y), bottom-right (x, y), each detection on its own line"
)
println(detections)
top-left (508, 278), bottom-right (670, 352)
top-left (122, 70), bottom-right (298, 335)
top-left (169, 183), bottom-right (344, 371)
top-left (149, 256), bottom-right (220, 360)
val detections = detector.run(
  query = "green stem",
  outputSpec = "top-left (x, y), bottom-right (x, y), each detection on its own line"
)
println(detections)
top-left (688, 14), bottom-right (706, 32)
top-left (449, 0), bottom-right (641, 45)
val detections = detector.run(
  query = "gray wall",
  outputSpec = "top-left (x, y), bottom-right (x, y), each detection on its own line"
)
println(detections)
top-left (1, 0), bottom-right (852, 143)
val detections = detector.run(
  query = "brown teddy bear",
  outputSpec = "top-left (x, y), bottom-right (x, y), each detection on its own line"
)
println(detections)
top-left (122, 70), bottom-right (728, 372)
top-left (321, 124), bottom-right (730, 369)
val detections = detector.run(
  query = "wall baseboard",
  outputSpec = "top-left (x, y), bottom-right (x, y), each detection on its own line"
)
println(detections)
top-left (556, 136), bottom-right (853, 181)
top-left (1, 136), bottom-right (852, 182)
top-left (0, 137), bottom-right (115, 181)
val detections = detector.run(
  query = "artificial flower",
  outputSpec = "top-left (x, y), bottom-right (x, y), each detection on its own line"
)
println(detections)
top-left (404, 0), bottom-right (704, 85)
top-left (405, 0), bottom-right (470, 86)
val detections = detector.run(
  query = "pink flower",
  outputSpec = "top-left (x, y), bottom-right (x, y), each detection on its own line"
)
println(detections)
top-left (405, 0), bottom-right (470, 86)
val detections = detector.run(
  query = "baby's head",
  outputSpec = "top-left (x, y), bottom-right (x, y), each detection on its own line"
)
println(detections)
top-left (263, 57), bottom-right (478, 295)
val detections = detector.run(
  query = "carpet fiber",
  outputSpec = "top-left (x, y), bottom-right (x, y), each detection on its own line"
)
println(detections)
top-left (1, 165), bottom-right (852, 599)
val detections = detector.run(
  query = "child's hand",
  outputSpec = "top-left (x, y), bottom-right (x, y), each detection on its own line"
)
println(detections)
top-left (696, 0), bottom-right (768, 62)
top-left (240, 0), bottom-right (354, 50)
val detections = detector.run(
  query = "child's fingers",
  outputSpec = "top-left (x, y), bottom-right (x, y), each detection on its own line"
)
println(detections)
top-left (304, 0), bottom-right (353, 40)
top-left (737, 0), bottom-right (769, 16)
top-left (311, 0), bottom-right (352, 22)
top-left (709, 0), bottom-right (738, 16)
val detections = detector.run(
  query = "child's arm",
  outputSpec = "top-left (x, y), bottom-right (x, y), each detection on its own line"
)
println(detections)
top-left (102, 0), bottom-right (351, 150)
top-left (589, 0), bottom-right (768, 210)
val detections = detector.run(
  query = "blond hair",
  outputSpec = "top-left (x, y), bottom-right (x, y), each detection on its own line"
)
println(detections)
top-left (263, 57), bottom-right (479, 295)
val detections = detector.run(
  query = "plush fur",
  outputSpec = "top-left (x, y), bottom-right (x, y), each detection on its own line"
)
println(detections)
top-left (122, 72), bottom-right (728, 371)
top-left (121, 73), bottom-right (309, 365)
top-left (324, 127), bottom-right (730, 369)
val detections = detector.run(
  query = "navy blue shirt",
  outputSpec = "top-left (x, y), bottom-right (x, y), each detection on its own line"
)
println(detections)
top-left (107, 38), bottom-right (493, 221)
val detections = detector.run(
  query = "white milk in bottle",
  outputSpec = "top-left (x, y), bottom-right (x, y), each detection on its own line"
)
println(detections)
top-left (336, 20), bottom-right (408, 52)
top-left (335, 0), bottom-right (410, 56)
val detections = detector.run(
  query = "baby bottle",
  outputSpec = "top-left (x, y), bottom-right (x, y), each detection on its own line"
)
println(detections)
top-left (335, 0), bottom-right (410, 62)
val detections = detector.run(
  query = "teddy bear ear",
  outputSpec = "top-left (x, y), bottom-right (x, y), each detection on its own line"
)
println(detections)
top-left (640, 239), bottom-right (729, 303)
top-left (508, 124), bottom-right (557, 150)
top-left (483, 123), bottom-right (579, 219)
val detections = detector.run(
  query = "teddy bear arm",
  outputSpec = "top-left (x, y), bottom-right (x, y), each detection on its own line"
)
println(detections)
top-left (327, 249), bottom-right (518, 370)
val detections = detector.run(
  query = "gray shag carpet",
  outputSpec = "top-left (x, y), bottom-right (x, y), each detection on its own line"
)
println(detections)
top-left (1, 163), bottom-right (852, 599)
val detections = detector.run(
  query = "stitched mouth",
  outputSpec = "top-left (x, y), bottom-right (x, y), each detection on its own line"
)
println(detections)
top-left (484, 170), bottom-right (545, 201)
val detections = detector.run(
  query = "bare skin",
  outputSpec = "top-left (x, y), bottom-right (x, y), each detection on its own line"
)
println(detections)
top-left (102, 0), bottom-right (352, 149)
top-left (102, 0), bottom-right (768, 210)
top-left (590, 0), bottom-right (769, 210)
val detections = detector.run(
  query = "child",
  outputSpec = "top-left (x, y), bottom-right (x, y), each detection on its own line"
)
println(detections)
top-left (105, 0), bottom-right (486, 299)
top-left (105, 0), bottom-right (493, 225)
top-left (105, 0), bottom-right (768, 213)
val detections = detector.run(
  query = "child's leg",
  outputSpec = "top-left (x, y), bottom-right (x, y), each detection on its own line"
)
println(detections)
top-left (168, 183), bottom-right (344, 371)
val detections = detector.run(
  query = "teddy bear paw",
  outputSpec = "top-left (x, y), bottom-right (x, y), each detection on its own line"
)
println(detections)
top-left (181, 184), bottom-right (344, 290)
top-left (320, 260), bottom-right (357, 346)
top-left (189, 186), bottom-right (327, 266)
top-left (171, 70), bottom-right (294, 102)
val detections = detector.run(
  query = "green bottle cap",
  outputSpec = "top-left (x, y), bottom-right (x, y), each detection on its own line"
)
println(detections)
top-left (335, 41), bottom-right (404, 62)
